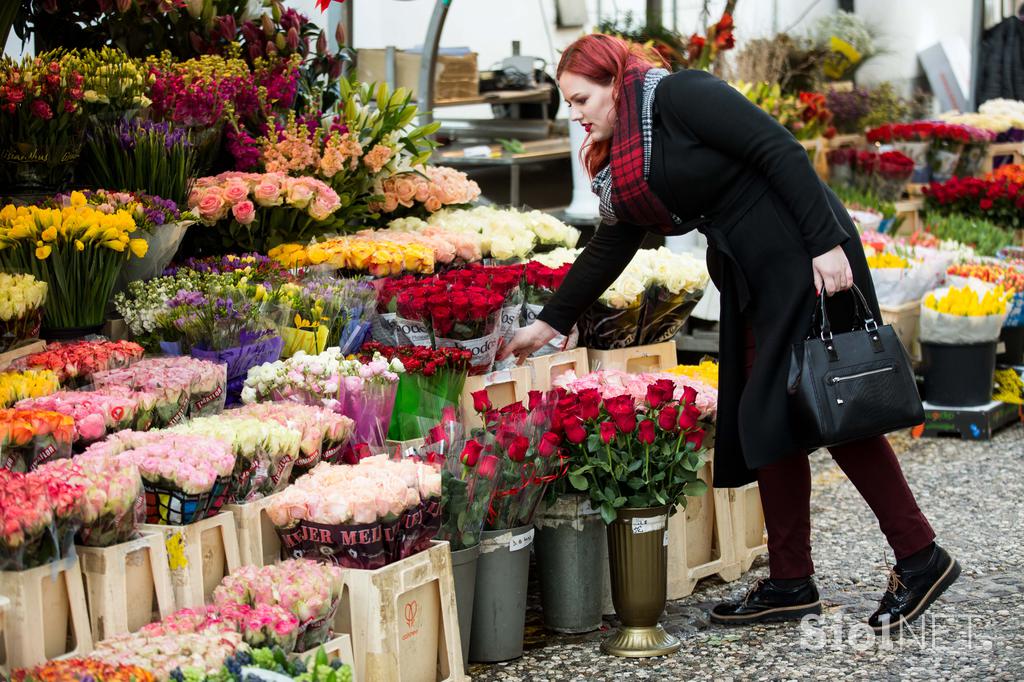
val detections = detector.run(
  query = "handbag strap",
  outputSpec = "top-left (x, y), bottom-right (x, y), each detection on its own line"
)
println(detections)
top-left (814, 284), bottom-right (879, 342)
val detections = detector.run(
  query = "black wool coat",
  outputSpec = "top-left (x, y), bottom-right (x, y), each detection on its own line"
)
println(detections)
top-left (538, 69), bottom-right (881, 488)
top-left (977, 17), bottom-right (1024, 105)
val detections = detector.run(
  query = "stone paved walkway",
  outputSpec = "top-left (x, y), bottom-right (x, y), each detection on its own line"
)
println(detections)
top-left (471, 424), bottom-right (1024, 681)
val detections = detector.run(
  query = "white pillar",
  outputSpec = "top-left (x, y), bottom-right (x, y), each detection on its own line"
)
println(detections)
top-left (564, 120), bottom-right (600, 221)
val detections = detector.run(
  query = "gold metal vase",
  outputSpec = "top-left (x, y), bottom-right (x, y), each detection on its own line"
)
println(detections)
top-left (602, 505), bottom-right (681, 657)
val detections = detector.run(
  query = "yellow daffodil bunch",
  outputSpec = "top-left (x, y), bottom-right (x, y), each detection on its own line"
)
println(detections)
top-left (0, 369), bottom-right (60, 408)
top-left (65, 47), bottom-right (151, 112)
top-left (0, 192), bottom-right (148, 330)
top-left (0, 273), bottom-right (47, 322)
top-left (924, 285), bottom-right (1012, 317)
top-left (866, 252), bottom-right (911, 269)
top-left (268, 238), bottom-right (434, 277)
top-left (667, 359), bottom-right (720, 390)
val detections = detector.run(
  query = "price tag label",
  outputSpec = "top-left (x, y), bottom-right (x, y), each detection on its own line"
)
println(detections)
top-left (631, 515), bottom-right (666, 535)
top-left (509, 528), bottom-right (535, 552)
top-left (663, 530), bottom-right (670, 546)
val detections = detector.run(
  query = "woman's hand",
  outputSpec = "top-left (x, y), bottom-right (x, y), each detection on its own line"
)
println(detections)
top-left (496, 321), bottom-right (560, 365)
top-left (812, 245), bottom-right (854, 296)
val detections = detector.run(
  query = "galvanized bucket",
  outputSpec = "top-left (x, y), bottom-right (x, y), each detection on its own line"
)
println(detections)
top-left (450, 543), bottom-right (480, 668)
top-left (534, 494), bottom-right (604, 633)
top-left (468, 524), bottom-right (534, 662)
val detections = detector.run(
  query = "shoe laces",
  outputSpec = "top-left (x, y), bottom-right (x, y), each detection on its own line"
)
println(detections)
top-left (742, 578), bottom-right (766, 604)
top-left (885, 568), bottom-right (906, 595)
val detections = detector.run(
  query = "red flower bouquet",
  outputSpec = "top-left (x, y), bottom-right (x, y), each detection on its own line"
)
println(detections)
top-left (875, 150), bottom-right (915, 200)
top-left (442, 264), bottom-right (525, 369)
top-left (0, 466), bottom-right (85, 569)
top-left (20, 340), bottom-right (144, 387)
top-left (826, 147), bottom-right (857, 187)
top-left (868, 122), bottom-right (934, 182)
top-left (924, 176), bottom-right (1024, 229)
top-left (521, 260), bottom-right (580, 357)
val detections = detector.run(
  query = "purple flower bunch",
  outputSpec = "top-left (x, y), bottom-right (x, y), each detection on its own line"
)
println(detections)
top-left (826, 88), bottom-right (872, 135)
top-left (163, 253), bottom-right (287, 285)
top-left (115, 120), bottom-right (191, 151)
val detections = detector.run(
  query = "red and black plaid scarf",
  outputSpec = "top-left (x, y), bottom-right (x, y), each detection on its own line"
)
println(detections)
top-left (606, 57), bottom-right (676, 232)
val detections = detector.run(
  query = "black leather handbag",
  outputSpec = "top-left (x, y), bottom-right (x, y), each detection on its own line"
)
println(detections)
top-left (787, 285), bottom-right (924, 449)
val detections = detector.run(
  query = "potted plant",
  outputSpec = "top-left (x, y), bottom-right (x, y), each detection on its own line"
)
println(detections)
top-left (562, 379), bottom-right (710, 657)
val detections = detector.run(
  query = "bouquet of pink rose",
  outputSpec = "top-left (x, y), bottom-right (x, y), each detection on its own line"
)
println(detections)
top-left (185, 171), bottom-right (342, 255)
top-left (212, 559), bottom-right (344, 653)
top-left (37, 455), bottom-right (143, 547)
top-left (0, 467), bottom-right (86, 569)
top-left (233, 402), bottom-right (355, 479)
top-left (139, 603), bottom-right (301, 654)
top-left (267, 456), bottom-right (442, 569)
top-left (93, 356), bottom-right (227, 424)
top-left (85, 431), bottom-right (235, 525)
top-left (91, 627), bottom-right (245, 680)
top-left (552, 369), bottom-right (719, 422)
top-left (16, 390), bottom-right (138, 447)
top-left (168, 416), bottom-right (301, 501)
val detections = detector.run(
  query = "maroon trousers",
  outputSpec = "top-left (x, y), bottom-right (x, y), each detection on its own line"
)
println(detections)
top-left (744, 324), bottom-right (935, 579)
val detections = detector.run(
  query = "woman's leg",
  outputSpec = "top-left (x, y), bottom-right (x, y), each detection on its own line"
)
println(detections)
top-left (827, 436), bottom-right (936, 561)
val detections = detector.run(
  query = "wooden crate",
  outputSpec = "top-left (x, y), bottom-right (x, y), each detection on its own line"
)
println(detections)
top-left (333, 541), bottom-right (467, 682)
top-left (224, 495), bottom-right (283, 568)
top-left (800, 138), bottom-right (828, 180)
top-left (140, 512), bottom-right (240, 609)
top-left (587, 341), bottom-right (677, 374)
top-left (357, 48), bottom-right (478, 100)
top-left (979, 141), bottom-right (1023, 176)
top-left (460, 366), bottom-right (531, 429)
top-left (295, 633), bottom-right (358, 672)
top-left (526, 347), bottom-right (589, 392)
top-left (893, 197), bottom-right (924, 236)
top-left (665, 455), bottom-right (741, 600)
top-left (0, 340), bottom-right (45, 372)
top-left (0, 559), bottom-right (93, 672)
top-left (726, 482), bottom-right (769, 574)
top-left (77, 532), bottom-right (175, 641)
top-left (880, 300), bottom-right (922, 362)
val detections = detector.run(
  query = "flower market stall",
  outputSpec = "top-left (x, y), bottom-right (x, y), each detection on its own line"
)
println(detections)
top-left (2, 2), bottom-right (1024, 680)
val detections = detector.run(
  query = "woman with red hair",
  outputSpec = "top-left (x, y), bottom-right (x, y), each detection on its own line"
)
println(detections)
top-left (499, 34), bottom-right (957, 634)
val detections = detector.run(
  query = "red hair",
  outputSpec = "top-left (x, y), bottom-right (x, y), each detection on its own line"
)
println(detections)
top-left (557, 34), bottom-right (667, 177)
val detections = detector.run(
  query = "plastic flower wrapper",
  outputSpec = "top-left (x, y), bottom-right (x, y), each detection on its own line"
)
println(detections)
top-left (866, 251), bottom-right (939, 306)
top-left (0, 469), bottom-right (57, 569)
top-left (85, 431), bottom-right (236, 525)
top-left (235, 401), bottom-right (354, 481)
top-left (26, 465), bottom-right (85, 560)
top-left (0, 408), bottom-right (75, 472)
top-left (372, 275), bottom-right (429, 346)
top-left (0, 273), bottom-right (47, 353)
top-left (38, 455), bottom-right (143, 547)
top-left (91, 627), bottom-right (246, 680)
top-left (267, 459), bottom-right (434, 568)
top-left (421, 407), bottom-right (501, 550)
top-left (212, 559), bottom-right (344, 653)
top-left (0, 369), bottom-right (60, 409)
top-left (522, 260), bottom-right (580, 357)
top-left (330, 354), bottom-right (403, 450)
top-left (358, 343), bottom-right (472, 442)
top-left (173, 415), bottom-right (301, 501)
top-left (11, 658), bottom-right (156, 682)
top-left (16, 390), bottom-right (137, 447)
top-left (579, 271), bottom-right (646, 350)
top-left (93, 357), bottom-right (226, 422)
top-left (921, 284), bottom-right (1013, 344)
top-left (443, 264), bottom-right (525, 371)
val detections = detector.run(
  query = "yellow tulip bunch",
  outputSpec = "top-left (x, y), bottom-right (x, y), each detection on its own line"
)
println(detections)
top-left (0, 370), bottom-right (61, 408)
top-left (923, 286), bottom-right (1012, 317)
top-left (0, 192), bottom-right (147, 260)
top-left (0, 192), bottom-right (148, 330)
top-left (866, 253), bottom-right (911, 269)
top-left (268, 238), bottom-right (435, 277)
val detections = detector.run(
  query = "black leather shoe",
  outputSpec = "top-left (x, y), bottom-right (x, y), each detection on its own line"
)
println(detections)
top-left (868, 544), bottom-right (961, 634)
top-left (710, 578), bottom-right (822, 625)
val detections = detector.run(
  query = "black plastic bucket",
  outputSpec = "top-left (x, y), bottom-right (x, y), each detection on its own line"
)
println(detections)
top-left (997, 326), bottom-right (1024, 366)
top-left (920, 342), bottom-right (997, 407)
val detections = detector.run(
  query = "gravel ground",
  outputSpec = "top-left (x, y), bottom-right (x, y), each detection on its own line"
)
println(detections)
top-left (470, 424), bottom-right (1024, 681)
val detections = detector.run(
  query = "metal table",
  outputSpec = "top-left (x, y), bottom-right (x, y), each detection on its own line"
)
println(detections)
top-left (436, 137), bottom-right (571, 206)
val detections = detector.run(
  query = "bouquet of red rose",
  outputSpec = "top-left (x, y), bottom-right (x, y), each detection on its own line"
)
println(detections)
top-left (469, 390), bottom-right (566, 531)
top-left (826, 147), bottom-right (857, 187)
top-left (522, 260), bottom-right (580, 356)
top-left (359, 343), bottom-right (473, 442)
top-left (442, 264), bottom-right (525, 369)
top-left (955, 126), bottom-right (996, 178)
top-left (868, 122), bottom-right (934, 182)
top-left (421, 407), bottom-right (502, 550)
top-left (923, 176), bottom-right (1024, 229)
top-left (852, 150), bottom-right (880, 194)
top-left (875, 150), bottom-right (915, 201)
top-left (559, 379), bottom-right (710, 524)
top-left (928, 123), bottom-right (971, 183)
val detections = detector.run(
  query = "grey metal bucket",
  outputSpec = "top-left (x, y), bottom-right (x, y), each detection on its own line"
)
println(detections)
top-left (468, 524), bottom-right (534, 662)
top-left (534, 494), bottom-right (604, 633)
top-left (450, 543), bottom-right (480, 669)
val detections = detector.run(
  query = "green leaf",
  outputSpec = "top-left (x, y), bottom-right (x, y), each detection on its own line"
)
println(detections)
top-left (683, 480), bottom-right (709, 498)
top-left (627, 476), bottom-right (645, 490)
top-left (600, 502), bottom-right (617, 525)
top-left (613, 496), bottom-right (627, 506)
top-left (568, 473), bottom-right (588, 491)
top-left (626, 458), bottom-right (643, 472)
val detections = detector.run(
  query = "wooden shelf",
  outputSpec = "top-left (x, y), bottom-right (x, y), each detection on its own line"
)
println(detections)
top-left (433, 85), bottom-right (554, 108)
top-left (436, 137), bottom-right (571, 166)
